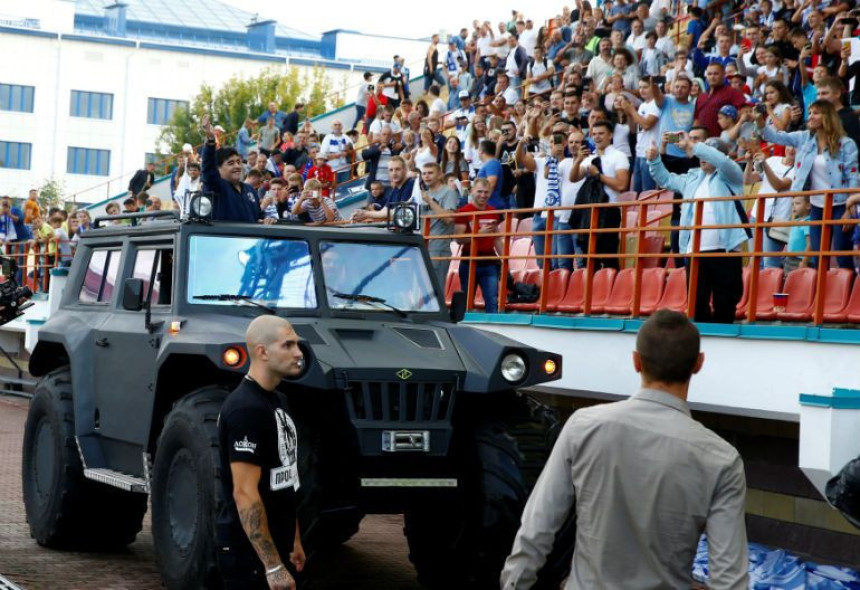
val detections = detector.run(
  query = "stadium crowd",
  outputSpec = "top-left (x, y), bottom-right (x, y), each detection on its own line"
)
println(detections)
top-left (10, 0), bottom-right (860, 320)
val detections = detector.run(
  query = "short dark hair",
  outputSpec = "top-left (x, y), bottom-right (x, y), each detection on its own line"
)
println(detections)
top-left (364, 71), bottom-right (373, 80)
top-left (479, 139), bottom-right (497, 156)
top-left (690, 125), bottom-right (710, 138)
top-left (123, 197), bottom-right (136, 207)
top-left (636, 310), bottom-right (701, 384)
top-left (590, 120), bottom-right (614, 134)
top-left (246, 169), bottom-right (263, 180)
top-left (216, 147), bottom-right (241, 167)
top-left (186, 162), bottom-right (200, 171)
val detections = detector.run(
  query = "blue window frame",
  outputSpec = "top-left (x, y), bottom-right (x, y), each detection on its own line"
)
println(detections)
top-left (70, 90), bottom-right (113, 120)
top-left (0, 141), bottom-right (32, 170)
top-left (67, 147), bottom-right (110, 176)
top-left (0, 84), bottom-right (35, 113)
top-left (146, 98), bottom-right (188, 125)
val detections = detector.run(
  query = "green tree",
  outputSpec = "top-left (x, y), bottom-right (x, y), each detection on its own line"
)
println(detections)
top-left (158, 66), bottom-right (334, 157)
top-left (36, 177), bottom-right (65, 211)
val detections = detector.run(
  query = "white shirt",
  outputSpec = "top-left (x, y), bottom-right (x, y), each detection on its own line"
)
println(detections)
top-left (505, 48), bottom-right (520, 78)
top-left (627, 32), bottom-right (648, 51)
top-left (655, 36), bottom-right (676, 58)
top-left (320, 132), bottom-right (353, 170)
top-left (430, 97), bottom-right (447, 117)
top-left (612, 123), bottom-right (632, 157)
top-left (369, 119), bottom-right (402, 136)
top-left (558, 158), bottom-right (584, 223)
top-left (810, 153), bottom-right (829, 208)
top-left (173, 172), bottom-right (201, 217)
top-left (477, 36), bottom-right (494, 61)
top-left (758, 156), bottom-right (793, 221)
top-left (519, 27), bottom-right (538, 57)
top-left (581, 145), bottom-right (630, 202)
top-left (688, 176), bottom-right (723, 252)
top-left (501, 86), bottom-right (519, 106)
top-left (635, 100), bottom-right (661, 158)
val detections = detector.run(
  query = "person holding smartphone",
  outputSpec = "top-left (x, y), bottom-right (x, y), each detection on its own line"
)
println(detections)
top-left (292, 179), bottom-right (342, 224)
top-left (454, 179), bottom-right (503, 313)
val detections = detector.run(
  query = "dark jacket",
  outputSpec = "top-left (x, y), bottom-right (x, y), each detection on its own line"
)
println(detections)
top-left (283, 111), bottom-right (300, 135)
top-left (128, 169), bottom-right (154, 196)
top-left (361, 143), bottom-right (403, 189)
top-left (201, 143), bottom-right (263, 223)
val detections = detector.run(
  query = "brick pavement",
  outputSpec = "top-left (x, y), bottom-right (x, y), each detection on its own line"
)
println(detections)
top-left (0, 396), bottom-right (423, 590)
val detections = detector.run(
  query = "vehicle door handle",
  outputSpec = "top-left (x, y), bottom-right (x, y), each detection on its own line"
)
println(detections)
top-left (95, 337), bottom-right (109, 348)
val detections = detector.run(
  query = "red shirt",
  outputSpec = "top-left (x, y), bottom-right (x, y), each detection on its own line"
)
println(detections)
top-left (695, 84), bottom-right (746, 138)
top-left (365, 93), bottom-right (388, 122)
top-left (307, 165), bottom-right (335, 197)
top-left (457, 203), bottom-right (501, 256)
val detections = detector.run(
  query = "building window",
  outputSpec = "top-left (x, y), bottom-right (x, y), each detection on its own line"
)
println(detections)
top-left (0, 84), bottom-right (35, 113)
top-left (146, 98), bottom-right (188, 125)
top-left (0, 141), bottom-right (32, 170)
top-left (70, 90), bottom-right (113, 120)
top-left (67, 147), bottom-right (110, 176)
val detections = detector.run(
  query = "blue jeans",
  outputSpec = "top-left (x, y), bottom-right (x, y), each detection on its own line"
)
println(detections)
top-left (632, 157), bottom-right (656, 193)
top-left (552, 221), bottom-right (575, 271)
top-left (532, 215), bottom-right (549, 269)
top-left (353, 105), bottom-right (366, 130)
top-left (459, 261), bottom-right (500, 313)
top-left (762, 232), bottom-right (786, 269)
top-left (809, 204), bottom-right (853, 269)
top-left (424, 69), bottom-right (447, 92)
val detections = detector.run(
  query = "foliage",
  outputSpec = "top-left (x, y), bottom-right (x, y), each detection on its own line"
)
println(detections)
top-left (158, 65), bottom-right (337, 156)
top-left (36, 178), bottom-right (65, 210)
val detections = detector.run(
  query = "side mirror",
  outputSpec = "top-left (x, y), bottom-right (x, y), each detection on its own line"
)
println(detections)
top-left (449, 290), bottom-right (466, 324)
top-left (122, 278), bottom-right (145, 311)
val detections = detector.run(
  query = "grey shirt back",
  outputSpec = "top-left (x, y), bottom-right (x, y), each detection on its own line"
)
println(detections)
top-left (502, 388), bottom-right (749, 590)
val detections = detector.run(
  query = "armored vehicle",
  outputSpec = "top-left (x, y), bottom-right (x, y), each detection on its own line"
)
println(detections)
top-left (22, 208), bottom-right (567, 588)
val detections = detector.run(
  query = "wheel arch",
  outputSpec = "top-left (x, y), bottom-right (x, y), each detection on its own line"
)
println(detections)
top-left (29, 341), bottom-right (70, 378)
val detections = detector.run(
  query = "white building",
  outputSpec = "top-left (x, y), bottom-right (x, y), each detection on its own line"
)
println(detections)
top-left (0, 0), bottom-right (428, 204)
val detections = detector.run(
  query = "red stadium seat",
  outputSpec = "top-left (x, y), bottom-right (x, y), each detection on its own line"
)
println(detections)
top-left (556, 269), bottom-right (586, 313)
top-left (640, 235), bottom-right (665, 269)
top-left (775, 268), bottom-right (818, 322)
top-left (738, 267), bottom-right (784, 320)
top-left (509, 238), bottom-right (533, 273)
top-left (820, 269), bottom-right (855, 323)
top-left (587, 268), bottom-right (620, 314)
top-left (526, 242), bottom-right (540, 270)
top-left (507, 269), bottom-right (543, 311)
top-left (635, 268), bottom-right (668, 315)
top-left (733, 266), bottom-right (752, 316)
top-left (449, 242), bottom-right (462, 274)
top-left (517, 216), bottom-right (533, 236)
top-left (619, 190), bottom-right (638, 202)
top-left (543, 269), bottom-right (571, 312)
top-left (604, 269), bottom-right (635, 315)
top-left (643, 268), bottom-right (687, 315)
top-left (844, 277), bottom-right (860, 323)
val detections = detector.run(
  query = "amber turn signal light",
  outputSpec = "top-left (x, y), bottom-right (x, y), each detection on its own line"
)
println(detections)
top-left (543, 359), bottom-right (557, 375)
top-left (222, 346), bottom-right (246, 367)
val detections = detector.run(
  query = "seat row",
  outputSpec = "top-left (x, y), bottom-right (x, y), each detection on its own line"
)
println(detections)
top-left (444, 265), bottom-right (860, 323)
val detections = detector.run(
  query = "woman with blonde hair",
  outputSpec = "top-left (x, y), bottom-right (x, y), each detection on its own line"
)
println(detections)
top-left (758, 100), bottom-right (859, 269)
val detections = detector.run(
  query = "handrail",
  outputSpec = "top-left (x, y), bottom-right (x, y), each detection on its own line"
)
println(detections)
top-left (422, 186), bottom-right (860, 325)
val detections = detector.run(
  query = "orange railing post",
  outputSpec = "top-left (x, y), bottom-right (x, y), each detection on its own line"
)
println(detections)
top-left (747, 196), bottom-right (765, 323)
top-left (498, 211), bottom-right (513, 312)
top-left (466, 211), bottom-right (479, 312)
top-left (538, 210), bottom-right (554, 313)
top-left (686, 200), bottom-right (704, 319)
top-left (583, 207), bottom-right (600, 315)
top-left (631, 201), bottom-right (647, 317)
top-left (813, 192), bottom-right (835, 324)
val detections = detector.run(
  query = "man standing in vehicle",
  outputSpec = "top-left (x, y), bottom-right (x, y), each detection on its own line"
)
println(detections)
top-left (217, 315), bottom-right (306, 589)
top-left (502, 310), bottom-right (748, 589)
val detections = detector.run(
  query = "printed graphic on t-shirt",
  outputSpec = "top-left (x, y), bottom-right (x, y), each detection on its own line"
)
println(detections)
top-left (271, 408), bottom-right (300, 492)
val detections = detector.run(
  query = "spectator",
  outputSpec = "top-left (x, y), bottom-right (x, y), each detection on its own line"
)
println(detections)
top-left (440, 136), bottom-right (470, 182)
top-left (128, 161), bottom-right (155, 198)
top-left (173, 161), bottom-right (202, 218)
top-left (477, 139), bottom-right (505, 209)
top-left (504, 34), bottom-right (529, 96)
top-left (571, 120), bottom-right (630, 269)
top-left (784, 196), bottom-right (812, 273)
top-left (200, 114), bottom-right (266, 224)
top-left (24, 189), bottom-right (41, 225)
top-left (427, 85), bottom-right (447, 117)
top-left (363, 180), bottom-right (389, 211)
top-left (743, 145), bottom-right (796, 269)
top-left (122, 197), bottom-right (137, 213)
top-left (258, 116), bottom-right (281, 157)
top-left (623, 77), bottom-right (661, 192)
top-left (586, 39), bottom-right (614, 91)
top-left (354, 72), bottom-right (373, 130)
top-left (352, 157), bottom-right (416, 224)
top-left (525, 46), bottom-right (556, 97)
top-left (236, 119), bottom-right (255, 160)
top-left (292, 179), bottom-right (342, 223)
top-left (647, 134), bottom-right (748, 324)
top-left (694, 63), bottom-right (746, 138)
top-left (306, 154), bottom-right (335, 198)
top-left (320, 120), bottom-right (354, 185)
top-left (361, 126), bottom-right (402, 189)
top-left (256, 101), bottom-right (287, 129)
top-left (282, 132), bottom-right (310, 170)
top-left (816, 76), bottom-right (860, 151)
top-left (416, 162), bottom-right (459, 287)
top-left (424, 34), bottom-right (447, 91)
top-left (454, 178), bottom-right (503, 312)
top-left (413, 128), bottom-right (439, 174)
top-left (758, 100), bottom-right (860, 270)
top-left (369, 106), bottom-right (403, 143)
top-left (379, 63), bottom-right (406, 109)
top-left (283, 103), bottom-right (303, 136)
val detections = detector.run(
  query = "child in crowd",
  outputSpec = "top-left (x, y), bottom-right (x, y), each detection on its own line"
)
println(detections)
top-left (49, 215), bottom-right (73, 268)
top-left (784, 196), bottom-right (811, 274)
top-left (365, 180), bottom-right (388, 211)
top-left (716, 105), bottom-right (740, 157)
top-left (307, 154), bottom-right (335, 198)
top-left (293, 179), bottom-right (342, 223)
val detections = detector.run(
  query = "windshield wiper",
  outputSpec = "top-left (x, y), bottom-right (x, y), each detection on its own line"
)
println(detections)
top-left (193, 294), bottom-right (277, 315)
top-left (332, 292), bottom-right (407, 318)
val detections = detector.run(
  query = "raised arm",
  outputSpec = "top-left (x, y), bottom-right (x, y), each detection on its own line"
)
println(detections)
top-left (692, 142), bottom-right (744, 187)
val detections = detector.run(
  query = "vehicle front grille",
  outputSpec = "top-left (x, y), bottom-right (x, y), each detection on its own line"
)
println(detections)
top-left (346, 381), bottom-right (455, 423)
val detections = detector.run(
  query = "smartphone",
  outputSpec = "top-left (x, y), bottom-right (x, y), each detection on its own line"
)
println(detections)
top-left (313, 190), bottom-right (321, 200)
top-left (664, 132), bottom-right (681, 144)
top-left (552, 133), bottom-right (565, 146)
top-left (755, 103), bottom-right (768, 115)
top-left (652, 75), bottom-right (666, 86)
top-left (843, 18), bottom-right (859, 28)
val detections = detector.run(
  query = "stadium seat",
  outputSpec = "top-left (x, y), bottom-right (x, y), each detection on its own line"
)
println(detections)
top-left (517, 216), bottom-right (533, 236)
top-left (775, 268), bottom-right (818, 322)
top-left (619, 190), bottom-right (638, 202)
top-left (526, 242), bottom-right (540, 270)
top-left (507, 268), bottom-right (543, 311)
top-left (604, 268), bottom-right (667, 315)
top-left (643, 267), bottom-right (687, 315)
top-left (821, 269), bottom-right (855, 323)
top-left (445, 271), bottom-right (460, 307)
top-left (509, 238), bottom-right (532, 273)
top-left (733, 266), bottom-right (752, 315)
top-left (737, 267), bottom-right (784, 320)
top-left (588, 268), bottom-right (619, 314)
top-left (640, 235), bottom-right (665, 269)
top-left (844, 277), bottom-right (860, 323)
top-left (556, 269), bottom-right (586, 313)
top-left (541, 269), bottom-right (571, 312)
top-left (636, 268), bottom-right (668, 315)
top-left (449, 242), bottom-right (462, 274)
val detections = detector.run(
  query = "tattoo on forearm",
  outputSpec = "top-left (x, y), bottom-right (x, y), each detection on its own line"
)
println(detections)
top-left (238, 500), bottom-right (281, 568)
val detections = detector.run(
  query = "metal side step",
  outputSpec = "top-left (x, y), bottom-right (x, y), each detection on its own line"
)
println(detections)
top-left (83, 468), bottom-right (148, 493)
top-left (0, 574), bottom-right (24, 590)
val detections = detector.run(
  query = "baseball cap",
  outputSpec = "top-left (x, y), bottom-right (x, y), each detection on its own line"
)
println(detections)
top-left (458, 90), bottom-right (470, 99)
top-left (214, 125), bottom-right (226, 132)
top-left (718, 105), bottom-right (738, 120)
top-left (182, 143), bottom-right (193, 153)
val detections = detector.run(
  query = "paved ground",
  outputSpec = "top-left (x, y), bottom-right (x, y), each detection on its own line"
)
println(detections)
top-left (0, 396), bottom-right (423, 590)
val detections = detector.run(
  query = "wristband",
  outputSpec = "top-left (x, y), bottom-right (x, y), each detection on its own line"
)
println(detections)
top-left (266, 564), bottom-right (284, 576)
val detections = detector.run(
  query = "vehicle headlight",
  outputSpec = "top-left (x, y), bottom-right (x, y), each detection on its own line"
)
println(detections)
top-left (392, 203), bottom-right (417, 232)
top-left (500, 353), bottom-right (527, 383)
top-left (190, 194), bottom-right (213, 219)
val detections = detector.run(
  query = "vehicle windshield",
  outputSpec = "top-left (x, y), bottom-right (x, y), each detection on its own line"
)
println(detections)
top-left (320, 241), bottom-right (440, 313)
top-left (187, 236), bottom-right (317, 309)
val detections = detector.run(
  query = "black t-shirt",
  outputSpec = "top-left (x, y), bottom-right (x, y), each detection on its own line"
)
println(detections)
top-left (217, 378), bottom-right (299, 562)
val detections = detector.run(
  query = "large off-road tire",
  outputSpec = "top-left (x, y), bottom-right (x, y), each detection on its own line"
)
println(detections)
top-left (405, 393), bottom-right (569, 590)
top-left (22, 366), bottom-right (148, 550)
top-left (151, 387), bottom-right (227, 590)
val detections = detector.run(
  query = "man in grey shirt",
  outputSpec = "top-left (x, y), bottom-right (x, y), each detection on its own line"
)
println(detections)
top-left (417, 162), bottom-right (458, 287)
top-left (501, 310), bottom-right (749, 590)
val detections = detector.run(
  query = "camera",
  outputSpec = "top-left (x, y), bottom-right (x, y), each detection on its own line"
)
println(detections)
top-left (0, 257), bottom-right (33, 325)
top-left (368, 84), bottom-right (375, 92)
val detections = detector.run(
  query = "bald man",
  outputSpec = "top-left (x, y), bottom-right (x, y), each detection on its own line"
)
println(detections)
top-left (217, 316), bottom-right (306, 589)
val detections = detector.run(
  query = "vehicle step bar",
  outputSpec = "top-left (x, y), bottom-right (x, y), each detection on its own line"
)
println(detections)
top-left (0, 575), bottom-right (23, 590)
top-left (83, 468), bottom-right (148, 493)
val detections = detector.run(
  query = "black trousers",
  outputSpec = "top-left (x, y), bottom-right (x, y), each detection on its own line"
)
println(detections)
top-left (690, 254), bottom-right (743, 324)
top-left (662, 155), bottom-right (697, 269)
top-left (575, 206), bottom-right (621, 270)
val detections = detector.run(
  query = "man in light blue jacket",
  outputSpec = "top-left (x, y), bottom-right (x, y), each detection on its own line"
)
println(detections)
top-left (647, 133), bottom-right (748, 323)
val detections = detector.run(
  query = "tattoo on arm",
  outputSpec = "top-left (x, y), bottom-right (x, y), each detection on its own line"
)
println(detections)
top-left (238, 500), bottom-right (281, 569)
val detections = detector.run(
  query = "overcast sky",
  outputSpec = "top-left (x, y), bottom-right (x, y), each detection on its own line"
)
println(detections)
top-left (219, 1), bottom-right (551, 40)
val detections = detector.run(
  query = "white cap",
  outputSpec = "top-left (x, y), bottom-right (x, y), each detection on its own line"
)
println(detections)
top-left (458, 90), bottom-right (470, 99)
top-left (214, 125), bottom-right (226, 132)
top-left (182, 143), bottom-right (193, 153)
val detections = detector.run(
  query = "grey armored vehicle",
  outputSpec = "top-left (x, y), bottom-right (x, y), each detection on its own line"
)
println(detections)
top-left (22, 207), bottom-right (568, 589)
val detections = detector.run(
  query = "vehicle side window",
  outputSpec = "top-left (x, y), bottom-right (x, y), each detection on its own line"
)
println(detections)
top-left (78, 249), bottom-right (121, 304)
top-left (132, 248), bottom-right (174, 306)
